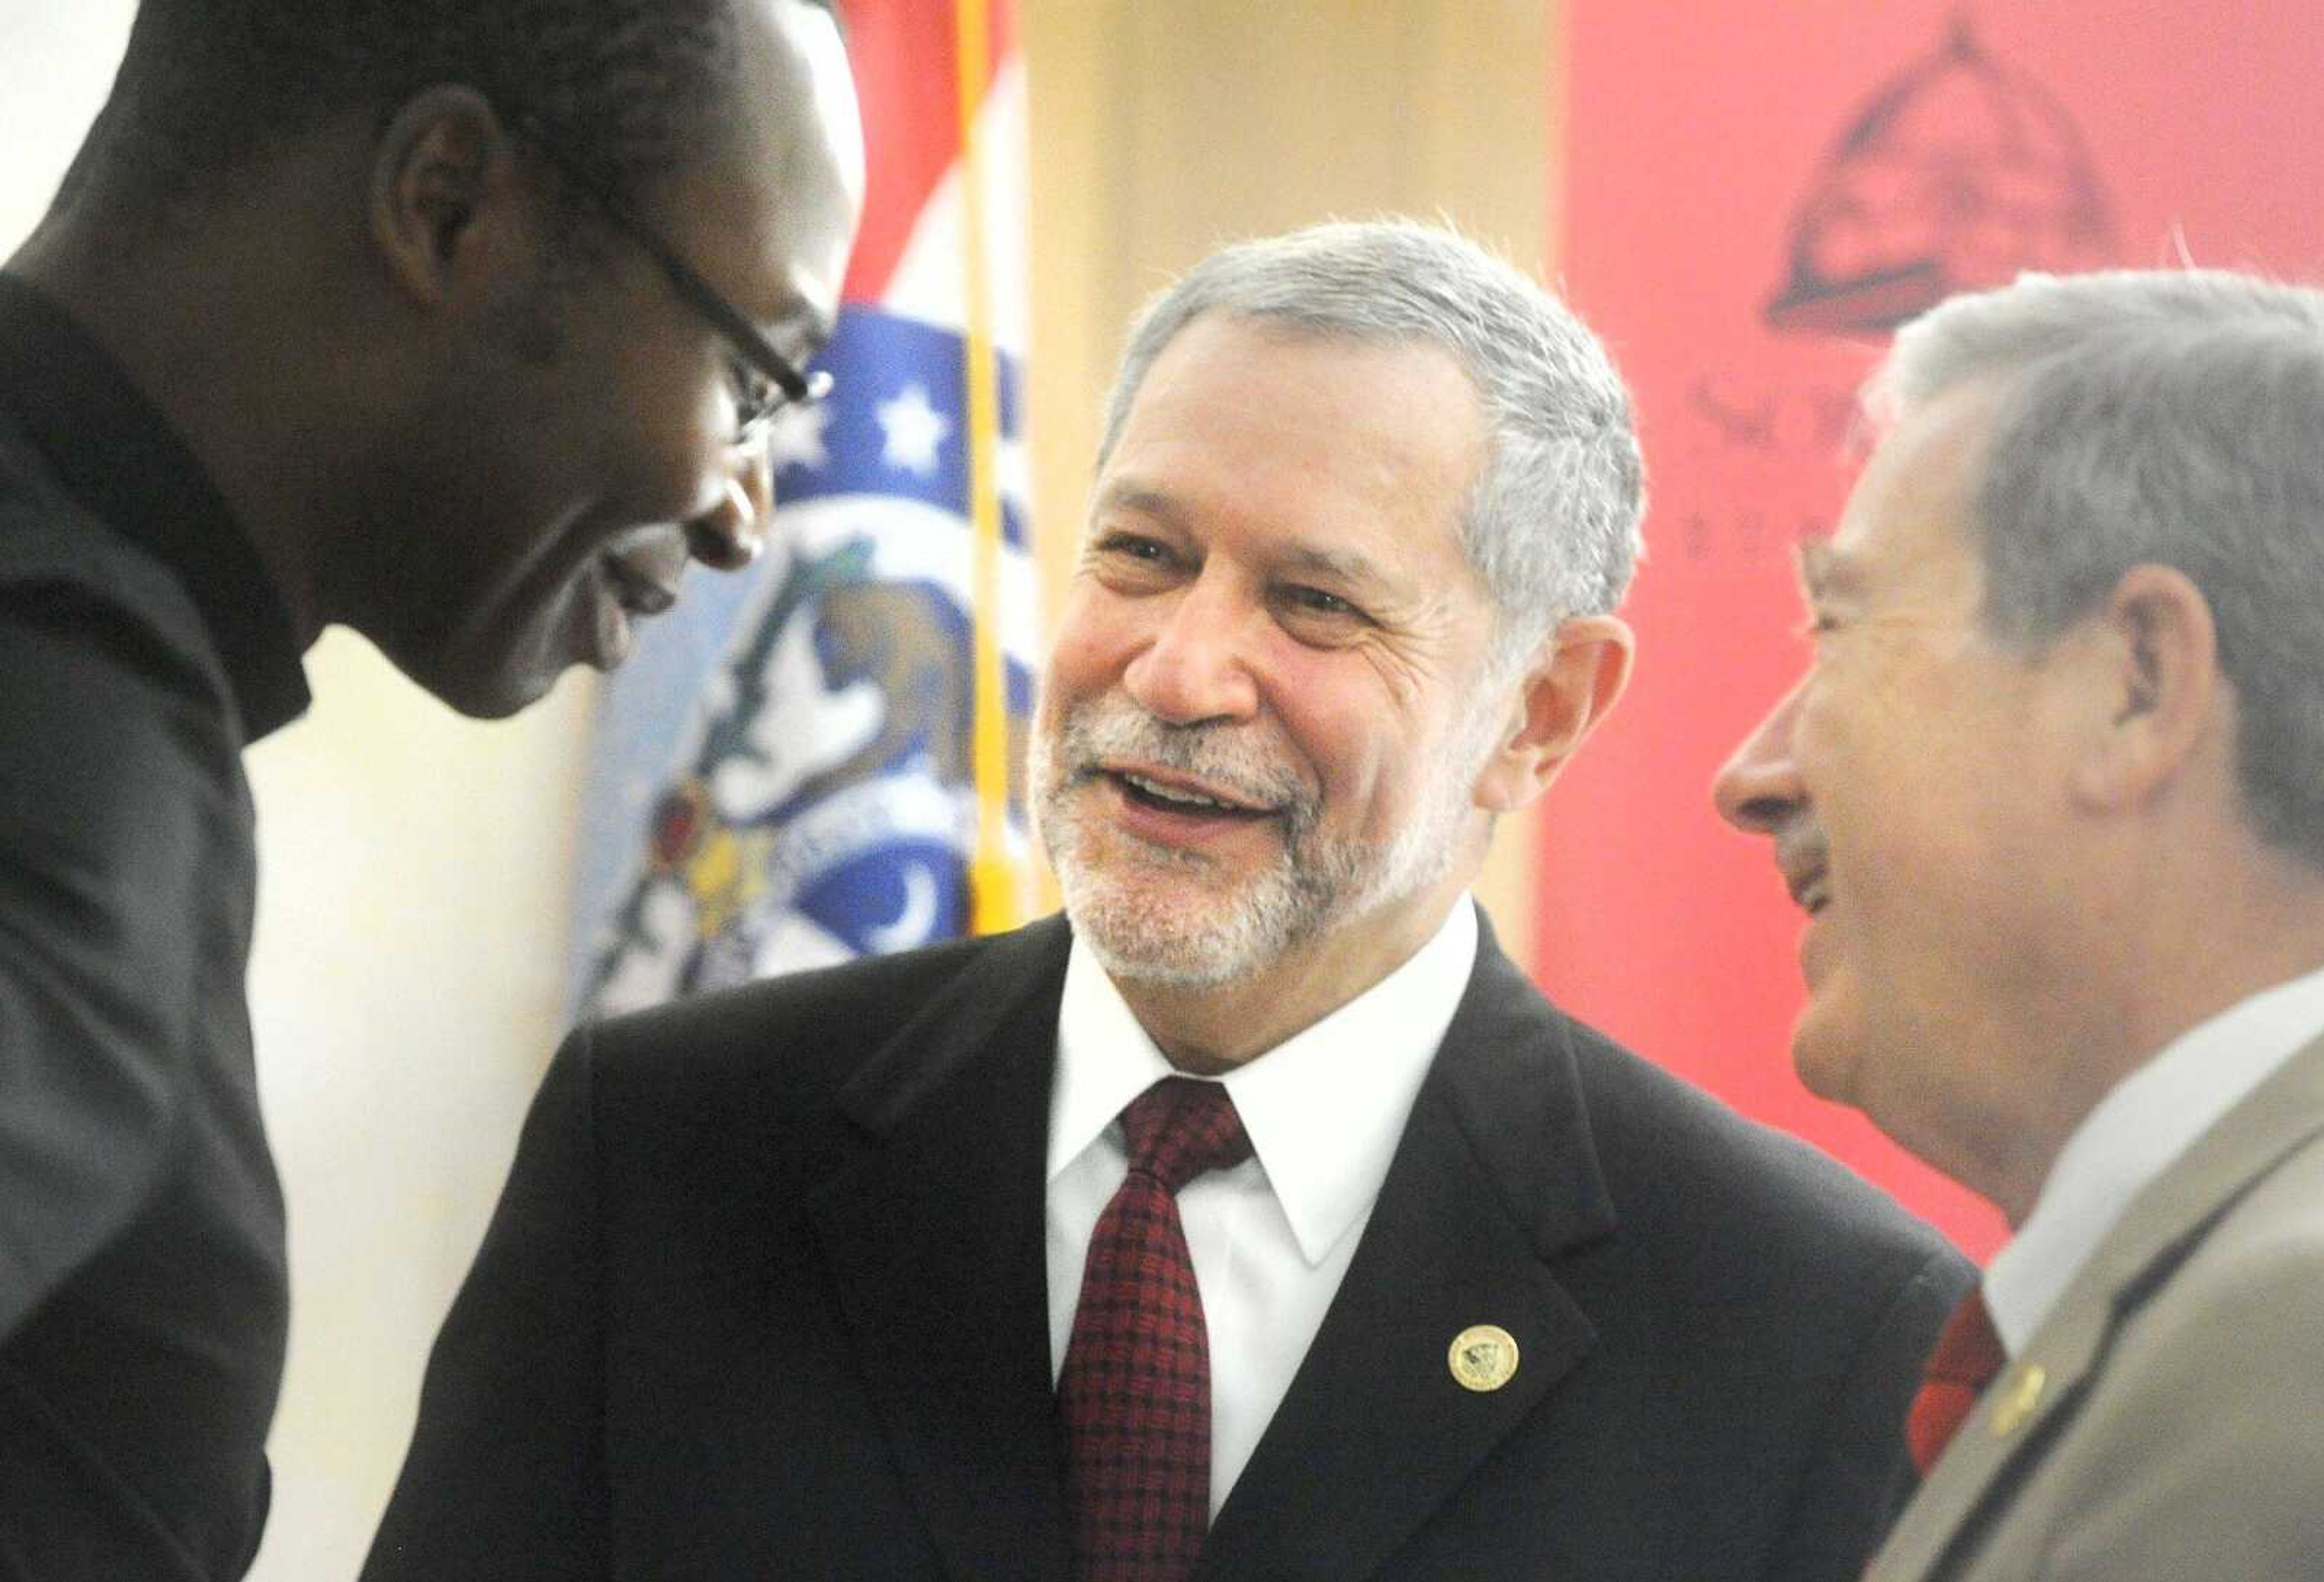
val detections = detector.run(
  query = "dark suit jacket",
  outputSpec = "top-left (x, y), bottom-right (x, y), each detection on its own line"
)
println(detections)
top-left (364, 914), bottom-right (1969, 1581)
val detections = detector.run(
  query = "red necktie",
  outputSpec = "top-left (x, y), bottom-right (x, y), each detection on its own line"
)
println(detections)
top-left (1058, 1077), bottom-right (1254, 1582)
top-left (1905, 1289), bottom-right (2007, 1475)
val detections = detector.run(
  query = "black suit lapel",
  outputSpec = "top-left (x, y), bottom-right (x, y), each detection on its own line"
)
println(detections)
top-left (1196, 922), bottom-right (1616, 1582)
top-left (806, 918), bottom-right (1076, 1582)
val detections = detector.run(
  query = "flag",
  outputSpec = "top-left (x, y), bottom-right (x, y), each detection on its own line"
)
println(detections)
top-left (567, 0), bottom-right (1038, 1019)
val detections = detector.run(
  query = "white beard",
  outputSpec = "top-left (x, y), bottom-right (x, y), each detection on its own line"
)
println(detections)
top-left (1030, 694), bottom-right (1492, 988)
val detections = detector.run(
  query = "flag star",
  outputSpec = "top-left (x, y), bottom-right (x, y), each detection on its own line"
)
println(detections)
top-left (997, 437), bottom-right (1032, 509)
top-left (766, 402), bottom-right (833, 474)
top-left (876, 382), bottom-right (953, 476)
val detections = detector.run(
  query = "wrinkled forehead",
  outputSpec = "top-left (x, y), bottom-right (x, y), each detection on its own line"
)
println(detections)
top-left (1109, 317), bottom-right (1486, 507)
top-left (1817, 382), bottom-right (1998, 583)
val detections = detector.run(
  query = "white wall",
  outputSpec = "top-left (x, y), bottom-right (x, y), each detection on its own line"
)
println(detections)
top-left (242, 640), bottom-right (592, 1581)
top-left (0, 6), bottom-right (131, 244)
top-left (1, 11), bottom-right (595, 1575)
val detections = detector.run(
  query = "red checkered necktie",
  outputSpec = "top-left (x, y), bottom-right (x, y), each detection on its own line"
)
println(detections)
top-left (1906, 1289), bottom-right (2007, 1475)
top-left (1058, 1077), bottom-right (1254, 1582)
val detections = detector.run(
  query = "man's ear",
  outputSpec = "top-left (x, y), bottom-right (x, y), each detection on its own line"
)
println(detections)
top-left (1472, 614), bottom-right (1635, 813)
top-left (368, 85), bottom-right (522, 304)
top-left (2068, 563), bottom-right (2224, 813)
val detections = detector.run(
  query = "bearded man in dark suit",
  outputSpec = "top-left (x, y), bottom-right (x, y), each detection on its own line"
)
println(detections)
top-left (364, 220), bottom-right (1969, 1582)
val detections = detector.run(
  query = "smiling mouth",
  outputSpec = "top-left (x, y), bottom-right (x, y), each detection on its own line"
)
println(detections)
top-left (1774, 823), bottom-right (1833, 917)
top-left (1106, 767), bottom-right (1275, 820)
top-left (600, 554), bottom-right (679, 617)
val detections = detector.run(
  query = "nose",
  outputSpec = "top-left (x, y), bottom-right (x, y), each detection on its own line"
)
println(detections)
top-left (1121, 580), bottom-right (1261, 727)
top-left (1713, 679), bottom-right (1807, 835)
top-left (684, 445), bottom-right (773, 571)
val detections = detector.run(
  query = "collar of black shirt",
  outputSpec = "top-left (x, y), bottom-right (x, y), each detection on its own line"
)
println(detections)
top-left (0, 272), bottom-right (310, 741)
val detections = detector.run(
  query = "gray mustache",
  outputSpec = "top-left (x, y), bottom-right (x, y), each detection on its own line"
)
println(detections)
top-left (1054, 704), bottom-right (1313, 824)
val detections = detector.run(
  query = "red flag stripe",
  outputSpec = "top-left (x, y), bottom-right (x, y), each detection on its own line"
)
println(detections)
top-left (836, 0), bottom-right (1017, 305)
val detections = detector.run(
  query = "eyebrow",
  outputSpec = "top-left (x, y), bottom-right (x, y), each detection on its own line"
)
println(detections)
top-left (1088, 480), bottom-right (1184, 531)
top-left (1276, 541), bottom-right (1383, 588)
top-left (1087, 482), bottom-right (1387, 586)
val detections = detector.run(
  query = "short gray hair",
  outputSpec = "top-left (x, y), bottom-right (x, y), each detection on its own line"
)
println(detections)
top-left (1876, 269), bottom-right (2324, 867)
top-left (1097, 220), bottom-right (1645, 669)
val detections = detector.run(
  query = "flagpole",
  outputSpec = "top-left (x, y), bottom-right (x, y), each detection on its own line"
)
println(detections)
top-left (954, 0), bottom-right (1023, 934)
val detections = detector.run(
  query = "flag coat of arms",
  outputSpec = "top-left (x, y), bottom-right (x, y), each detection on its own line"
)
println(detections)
top-left (570, 0), bottom-right (1037, 1018)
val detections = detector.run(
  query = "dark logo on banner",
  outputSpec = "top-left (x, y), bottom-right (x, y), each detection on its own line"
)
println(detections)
top-left (1765, 16), bottom-right (2115, 335)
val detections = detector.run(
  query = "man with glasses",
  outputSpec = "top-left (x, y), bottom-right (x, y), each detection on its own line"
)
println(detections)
top-left (0, 1), bottom-right (860, 1575)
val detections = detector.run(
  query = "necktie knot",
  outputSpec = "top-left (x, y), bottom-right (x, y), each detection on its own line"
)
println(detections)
top-left (1119, 1077), bottom-right (1252, 1195)
top-left (1906, 1288), bottom-right (2006, 1474)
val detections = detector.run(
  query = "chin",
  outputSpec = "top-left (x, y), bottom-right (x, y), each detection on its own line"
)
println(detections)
top-left (1059, 860), bottom-right (1258, 982)
top-left (445, 679), bottom-right (551, 721)
top-left (396, 646), bottom-right (562, 721)
top-left (415, 610), bottom-right (577, 719)
top-left (1788, 1010), bottom-right (1861, 1107)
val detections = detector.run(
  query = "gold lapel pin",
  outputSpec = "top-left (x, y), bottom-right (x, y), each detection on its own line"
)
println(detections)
top-left (1448, 1325), bottom-right (1520, 1392)
top-left (1991, 1362), bottom-right (2047, 1438)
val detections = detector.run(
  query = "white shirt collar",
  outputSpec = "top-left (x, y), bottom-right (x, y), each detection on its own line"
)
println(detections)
top-left (1047, 899), bottom-right (1479, 1265)
top-left (1984, 963), bottom-right (2324, 1353)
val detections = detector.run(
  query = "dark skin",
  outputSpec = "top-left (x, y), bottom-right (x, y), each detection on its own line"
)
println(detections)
top-left (7, 0), bottom-right (863, 718)
top-left (13, 122), bottom-right (398, 646)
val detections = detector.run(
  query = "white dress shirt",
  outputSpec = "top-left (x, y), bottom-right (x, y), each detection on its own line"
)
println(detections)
top-left (1045, 899), bottom-right (1477, 1517)
top-left (1984, 963), bottom-right (2324, 1354)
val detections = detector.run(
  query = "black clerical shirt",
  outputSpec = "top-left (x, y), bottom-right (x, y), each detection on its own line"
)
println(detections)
top-left (0, 272), bottom-right (309, 1581)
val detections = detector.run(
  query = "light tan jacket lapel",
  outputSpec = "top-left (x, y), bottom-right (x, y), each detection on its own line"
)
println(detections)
top-left (1868, 1031), bottom-right (2324, 1582)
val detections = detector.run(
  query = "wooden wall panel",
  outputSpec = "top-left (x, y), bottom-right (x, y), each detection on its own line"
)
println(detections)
top-left (1019, 1), bottom-right (1559, 956)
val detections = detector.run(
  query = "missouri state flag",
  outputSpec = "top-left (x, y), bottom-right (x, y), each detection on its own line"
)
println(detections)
top-left (568, 0), bottom-right (1039, 1017)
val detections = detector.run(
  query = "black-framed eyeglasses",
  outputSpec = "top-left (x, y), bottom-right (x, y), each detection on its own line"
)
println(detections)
top-left (505, 110), bottom-right (832, 445)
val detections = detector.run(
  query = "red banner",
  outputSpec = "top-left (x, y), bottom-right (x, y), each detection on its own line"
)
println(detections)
top-left (1550, 3), bottom-right (2324, 1258)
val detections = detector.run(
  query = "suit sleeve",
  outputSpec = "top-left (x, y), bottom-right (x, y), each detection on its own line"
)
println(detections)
top-left (0, 589), bottom-right (218, 1340)
top-left (362, 1028), bottom-right (611, 1582)
top-left (1770, 1243), bottom-right (1977, 1582)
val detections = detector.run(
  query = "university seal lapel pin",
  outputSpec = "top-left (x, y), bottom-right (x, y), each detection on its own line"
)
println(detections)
top-left (1448, 1325), bottom-right (1520, 1392)
top-left (1991, 1362), bottom-right (2047, 1438)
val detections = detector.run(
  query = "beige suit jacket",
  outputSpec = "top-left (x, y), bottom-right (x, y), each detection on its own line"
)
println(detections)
top-left (1867, 1032), bottom-right (2324, 1581)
